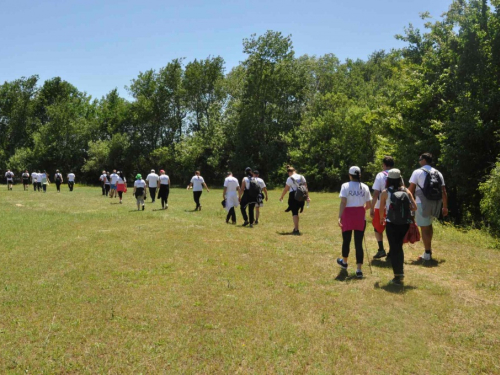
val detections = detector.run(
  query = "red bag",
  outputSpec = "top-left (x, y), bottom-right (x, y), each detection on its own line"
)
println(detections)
top-left (117, 183), bottom-right (127, 193)
top-left (403, 222), bottom-right (421, 244)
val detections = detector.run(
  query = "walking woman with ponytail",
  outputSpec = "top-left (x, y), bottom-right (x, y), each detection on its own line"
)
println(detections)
top-left (279, 165), bottom-right (309, 235)
top-left (337, 166), bottom-right (372, 278)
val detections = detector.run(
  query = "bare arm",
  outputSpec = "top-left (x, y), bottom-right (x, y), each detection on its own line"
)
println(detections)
top-left (379, 191), bottom-right (388, 225)
top-left (442, 186), bottom-right (448, 217)
top-left (187, 182), bottom-right (193, 190)
top-left (223, 186), bottom-right (227, 198)
top-left (263, 187), bottom-right (268, 201)
top-left (408, 183), bottom-right (416, 197)
top-left (338, 197), bottom-right (347, 228)
top-left (239, 180), bottom-right (246, 200)
top-left (279, 184), bottom-right (290, 201)
top-left (370, 190), bottom-right (380, 217)
top-left (203, 182), bottom-right (209, 192)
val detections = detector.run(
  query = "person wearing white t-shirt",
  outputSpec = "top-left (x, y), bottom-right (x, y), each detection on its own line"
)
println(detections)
top-left (35, 170), bottom-right (42, 191)
top-left (40, 170), bottom-right (50, 193)
top-left (253, 170), bottom-right (268, 225)
top-left (104, 171), bottom-right (111, 196)
top-left (223, 172), bottom-right (240, 224)
top-left (146, 169), bottom-right (159, 203)
top-left (158, 170), bottom-right (170, 209)
top-left (116, 171), bottom-right (127, 204)
top-left (32, 171), bottom-right (39, 191)
top-left (133, 174), bottom-right (147, 211)
top-left (99, 170), bottom-right (107, 196)
top-left (67, 172), bottom-right (76, 191)
top-left (22, 170), bottom-right (30, 191)
top-left (279, 165), bottom-right (310, 235)
top-left (109, 170), bottom-right (119, 198)
top-left (5, 170), bottom-right (14, 190)
top-left (408, 153), bottom-right (448, 261)
top-left (370, 156), bottom-right (394, 259)
top-left (187, 171), bottom-right (209, 211)
top-left (336, 166), bottom-right (372, 278)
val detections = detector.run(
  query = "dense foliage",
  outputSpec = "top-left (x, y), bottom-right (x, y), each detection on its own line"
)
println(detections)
top-left (1, 0), bottom-right (500, 231)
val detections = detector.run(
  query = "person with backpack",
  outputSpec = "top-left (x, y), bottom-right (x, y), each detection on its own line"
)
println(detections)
top-left (223, 172), bottom-right (240, 224)
top-left (408, 153), bottom-right (448, 261)
top-left (370, 156), bottom-right (394, 259)
top-left (146, 169), bottom-right (159, 203)
top-left (5, 169), bottom-right (14, 190)
top-left (187, 171), bottom-right (209, 211)
top-left (379, 169), bottom-right (417, 285)
top-left (157, 170), bottom-right (170, 210)
top-left (253, 170), bottom-right (268, 225)
top-left (54, 170), bottom-right (63, 192)
top-left (67, 171), bottom-right (76, 191)
top-left (336, 166), bottom-right (372, 278)
top-left (279, 165), bottom-right (309, 235)
top-left (99, 170), bottom-right (107, 196)
top-left (239, 167), bottom-right (260, 227)
top-left (104, 171), bottom-right (111, 196)
top-left (22, 170), bottom-right (30, 191)
top-left (133, 174), bottom-right (147, 211)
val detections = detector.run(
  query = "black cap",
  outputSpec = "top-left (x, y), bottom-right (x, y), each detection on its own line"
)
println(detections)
top-left (253, 170), bottom-right (259, 175)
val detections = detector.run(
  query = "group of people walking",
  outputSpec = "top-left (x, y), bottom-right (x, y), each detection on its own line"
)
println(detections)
top-left (337, 153), bottom-right (448, 285)
top-left (4, 169), bottom-right (76, 192)
top-left (5, 152), bottom-right (448, 286)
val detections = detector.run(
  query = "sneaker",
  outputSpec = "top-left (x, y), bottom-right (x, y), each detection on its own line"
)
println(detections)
top-left (255, 220), bottom-right (259, 224)
top-left (292, 229), bottom-right (300, 235)
top-left (419, 252), bottom-right (432, 261)
top-left (119, 201), bottom-right (122, 204)
top-left (373, 250), bottom-right (387, 259)
top-left (142, 205), bottom-right (145, 211)
top-left (249, 224), bottom-right (253, 228)
top-left (242, 221), bottom-right (249, 227)
top-left (356, 270), bottom-right (363, 279)
top-left (336, 258), bottom-right (348, 270)
top-left (199, 205), bottom-right (202, 211)
top-left (390, 277), bottom-right (404, 285)
top-left (166, 204), bottom-right (168, 209)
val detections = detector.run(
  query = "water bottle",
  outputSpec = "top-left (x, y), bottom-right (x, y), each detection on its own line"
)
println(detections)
top-left (306, 201), bottom-right (310, 208)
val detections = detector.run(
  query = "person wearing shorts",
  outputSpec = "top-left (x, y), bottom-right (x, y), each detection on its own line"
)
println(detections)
top-left (253, 170), bottom-right (268, 225)
top-left (116, 171), bottom-right (127, 204)
top-left (109, 170), bottom-right (119, 198)
top-left (279, 165), bottom-right (309, 235)
top-left (22, 170), bottom-right (30, 191)
top-left (5, 170), bottom-right (14, 190)
top-left (370, 156), bottom-right (394, 259)
top-left (408, 153), bottom-right (448, 261)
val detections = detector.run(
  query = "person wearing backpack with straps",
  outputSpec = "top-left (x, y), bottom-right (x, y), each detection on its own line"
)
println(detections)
top-left (54, 170), bottom-right (63, 192)
top-left (239, 167), bottom-right (260, 227)
top-left (380, 169), bottom-right (417, 285)
top-left (408, 153), bottom-right (448, 261)
top-left (279, 165), bottom-right (309, 235)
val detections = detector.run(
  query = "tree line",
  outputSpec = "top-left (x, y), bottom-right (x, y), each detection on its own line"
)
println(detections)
top-left (1, 0), bottom-right (500, 233)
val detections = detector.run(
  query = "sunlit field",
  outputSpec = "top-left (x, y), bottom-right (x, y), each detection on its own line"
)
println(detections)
top-left (1, 186), bottom-right (499, 374)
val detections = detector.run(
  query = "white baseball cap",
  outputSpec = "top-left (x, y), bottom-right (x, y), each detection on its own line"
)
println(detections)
top-left (151, 169), bottom-right (155, 173)
top-left (349, 166), bottom-right (361, 175)
top-left (388, 168), bottom-right (401, 179)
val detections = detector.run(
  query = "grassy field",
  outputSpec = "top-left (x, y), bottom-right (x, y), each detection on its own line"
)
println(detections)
top-left (1, 185), bottom-right (499, 374)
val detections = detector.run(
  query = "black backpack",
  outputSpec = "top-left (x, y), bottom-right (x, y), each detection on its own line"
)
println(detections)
top-left (247, 177), bottom-right (261, 201)
top-left (387, 188), bottom-right (412, 225)
top-left (292, 176), bottom-right (308, 202)
top-left (418, 168), bottom-right (443, 201)
top-left (55, 174), bottom-right (62, 182)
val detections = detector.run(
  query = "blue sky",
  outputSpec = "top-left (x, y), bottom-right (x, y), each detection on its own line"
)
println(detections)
top-left (0, 0), bottom-right (451, 100)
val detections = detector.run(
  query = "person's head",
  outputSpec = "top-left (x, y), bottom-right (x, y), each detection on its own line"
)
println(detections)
top-left (151, 169), bottom-right (155, 173)
top-left (286, 165), bottom-right (295, 176)
top-left (102, 170), bottom-right (106, 174)
top-left (386, 168), bottom-right (404, 189)
top-left (226, 171), bottom-right (232, 177)
top-left (113, 169), bottom-right (117, 173)
top-left (136, 173), bottom-right (142, 180)
top-left (160, 169), bottom-right (165, 175)
top-left (253, 170), bottom-right (260, 177)
top-left (37, 170), bottom-right (40, 173)
top-left (25, 169), bottom-right (28, 173)
top-left (349, 166), bottom-right (361, 181)
top-left (245, 167), bottom-right (252, 177)
top-left (56, 169), bottom-right (59, 173)
top-left (419, 153), bottom-right (432, 166)
top-left (44, 170), bottom-right (47, 173)
top-left (195, 170), bottom-right (200, 176)
top-left (382, 156), bottom-right (394, 170)
top-left (7, 169), bottom-right (10, 172)
top-left (118, 171), bottom-right (124, 178)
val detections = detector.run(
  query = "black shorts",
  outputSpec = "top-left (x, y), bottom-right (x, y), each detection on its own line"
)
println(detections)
top-left (23, 179), bottom-right (29, 185)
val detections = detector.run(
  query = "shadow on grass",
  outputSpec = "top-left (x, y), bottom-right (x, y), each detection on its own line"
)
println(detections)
top-left (374, 281), bottom-right (418, 294)
top-left (152, 208), bottom-right (167, 212)
top-left (128, 210), bottom-right (142, 212)
top-left (408, 258), bottom-right (445, 268)
top-left (334, 269), bottom-right (363, 282)
top-left (276, 231), bottom-right (300, 236)
top-left (370, 259), bottom-right (393, 269)
top-left (184, 209), bottom-right (199, 213)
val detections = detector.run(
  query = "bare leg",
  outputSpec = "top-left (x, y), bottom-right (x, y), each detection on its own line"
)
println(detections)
top-left (421, 225), bottom-right (433, 251)
top-left (293, 215), bottom-right (299, 231)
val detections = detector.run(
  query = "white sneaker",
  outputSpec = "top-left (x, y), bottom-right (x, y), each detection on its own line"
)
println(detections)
top-left (419, 252), bottom-right (431, 261)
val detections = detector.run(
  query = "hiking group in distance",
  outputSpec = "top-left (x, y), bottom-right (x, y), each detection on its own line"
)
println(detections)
top-left (4, 152), bottom-right (447, 286)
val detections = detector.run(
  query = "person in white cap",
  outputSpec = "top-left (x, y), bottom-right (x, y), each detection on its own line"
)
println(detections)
top-left (379, 168), bottom-right (417, 285)
top-left (336, 166), bottom-right (372, 278)
top-left (223, 172), bottom-right (240, 224)
top-left (146, 169), bottom-right (159, 203)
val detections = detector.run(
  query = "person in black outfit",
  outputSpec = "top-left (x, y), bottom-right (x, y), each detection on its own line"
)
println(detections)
top-left (239, 167), bottom-right (257, 227)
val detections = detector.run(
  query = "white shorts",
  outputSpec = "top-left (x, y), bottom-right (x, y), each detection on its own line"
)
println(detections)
top-left (225, 194), bottom-right (239, 211)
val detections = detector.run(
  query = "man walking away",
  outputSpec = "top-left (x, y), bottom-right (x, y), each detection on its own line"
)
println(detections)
top-left (239, 167), bottom-right (259, 227)
top-left (32, 171), bottom-right (38, 191)
top-left (36, 170), bottom-right (42, 191)
top-left (67, 172), bottom-right (76, 191)
top-left (223, 172), bottom-right (240, 224)
top-left (146, 169), bottom-right (159, 203)
top-left (99, 170), bottom-right (107, 196)
top-left (370, 156), bottom-right (394, 259)
top-left (408, 153), bottom-right (448, 261)
top-left (253, 170), bottom-right (268, 224)
top-left (54, 170), bottom-right (63, 192)
top-left (22, 170), bottom-right (30, 191)
top-left (5, 169), bottom-right (14, 190)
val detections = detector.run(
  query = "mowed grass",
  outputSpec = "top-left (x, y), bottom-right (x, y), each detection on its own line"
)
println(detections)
top-left (1, 186), bottom-right (499, 374)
